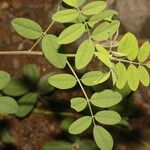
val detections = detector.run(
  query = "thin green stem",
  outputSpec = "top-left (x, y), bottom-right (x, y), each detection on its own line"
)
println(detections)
top-left (28, 2), bottom-right (61, 52)
top-left (66, 61), bottom-right (96, 126)
top-left (76, 7), bottom-right (91, 39)
top-left (110, 57), bottom-right (141, 65)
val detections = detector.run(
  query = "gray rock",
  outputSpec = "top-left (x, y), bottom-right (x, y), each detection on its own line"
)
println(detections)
top-left (107, 0), bottom-right (150, 37)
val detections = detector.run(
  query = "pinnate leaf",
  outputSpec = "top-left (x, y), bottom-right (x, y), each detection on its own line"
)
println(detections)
top-left (69, 116), bottom-right (92, 134)
top-left (91, 90), bottom-right (122, 108)
top-left (138, 41), bottom-right (150, 62)
top-left (48, 74), bottom-right (77, 89)
top-left (71, 97), bottom-right (87, 112)
top-left (82, 1), bottom-right (107, 15)
top-left (138, 66), bottom-right (149, 87)
top-left (81, 71), bottom-right (110, 86)
top-left (42, 34), bottom-right (67, 69)
top-left (88, 10), bottom-right (118, 27)
top-left (52, 9), bottom-right (79, 23)
top-left (0, 71), bottom-right (10, 90)
top-left (75, 39), bottom-right (95, 69)
top-left (0, 97), bottom-right (18, 114)
top-left (118, 32), bottom-right (138, 61)
top-left (115, 63), bottom-right (127, 89)
top-left (95, 110), bottom-right (121, 125)
top-left (127, 64), bottom-right (139, 91)
top-left (57, 23), bottom-right (85, 44)
top-left (92, 20), bottom-right (120, 41)
top-left (15, 92), bottom-right (38, 118)
top-left (93, 126), bottom-right (113, 150)
top-left (2, 78), bottom-right (29, 97)
top-left (11, 18), bottom-right (43, 39)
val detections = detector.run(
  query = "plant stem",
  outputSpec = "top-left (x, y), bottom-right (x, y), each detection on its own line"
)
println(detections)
top-left (110, 57), bottom-right (141, 65)
top-left (0, 51), bottom-right (43, 55)
top-left (66, 60), bottom-right (96, 126)
top-left (76, 7), bottom-right (91, 39)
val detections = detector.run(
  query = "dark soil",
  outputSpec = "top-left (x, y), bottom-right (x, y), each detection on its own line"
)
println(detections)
top-left (0, 0), bottom-right (150, 150)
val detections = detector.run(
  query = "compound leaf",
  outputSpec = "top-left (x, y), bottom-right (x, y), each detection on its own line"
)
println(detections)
top-left (11, 18), bottom-right (43, 39)
top-left (138, 41), bottom-right (150, 62)
top-left (37, 73), bottom-right (55, 95)
top-left (115, 62), bottom-right (127, 89)
top-left (91, 90), bottom-right (122, 108)
top-left (127, 64), bottom-right (139, 91)
top-left (52, 9), bottom-right (79, 23)
top-left (75, 39), bottom-right (95, 69)
top-left (57, 23), bottom-right (85, 44)
top-left (42, 34), bottom-right (67, 69)
top-left (62, 0), bottom-right (78, 7)
top-left (0, 71), bottom-right (10, 90)
top-left (23, 64), bottom-right (39, 84)
top-left (138, 66), bottom-right (149, 87)
top-left (118, 32), bottom-right (138, 61)
top-left (69, 116), bottom-right (92, 134)
top-left (92, 20), bottom-right (120, 41)
top-left (82, 1), bottom-right (107, 15)
top-left (15, 92), bottom-right (38, 118)
top-left (93, 126), bottom-right (113, 150)
top-left (0, 97), bottom-right (18, 114)
top-left (95, 44), bottom-right (112, 68)
top-left (81, 71), bottom-right (110, 86)
top-left (48, 74), bottom-right (77, 89)
top-left (95, 110), bottom-right (121, 125)
top-left (71, 97), bottom-right (87, 112)
top-left (88, 10), bottom-right (118, 27)
top-left (2, 78), bottom-right (29, 97)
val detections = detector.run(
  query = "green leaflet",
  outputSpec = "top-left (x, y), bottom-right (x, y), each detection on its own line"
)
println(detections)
top-left (88, 10), bottom-right (118, 27)
top-left (81, 1), bottom-right (107, 15)
top-left (127, 64), bottom-right (139, 91)
top-left (11, 18), bottom-right (43, 39)
top-left (77, 0), bottom-right (86, 7)
top-left (81, 71), bottom-right (110, 86)
top-left (57, 23), bottom-right (85, 44)
top-left (62, 0), bottom-right (78, 7)
top-left (69, 116), bottom-right (92, 134)
top-left (42, 34), bottom-right (67, 69)
top-left (115, 62), bottom-right (127, 89)
top-left (118, 32), bottom-right (138, 61)
top-left (91, 90), bottom-right (122, 108)
top-left (23, 64), bottom-right (39, 85)
top-left (37, 73), bottom-right (55, 95)
top-left (0, 71), bottom-right (10, 90)
top-left (48, 74), bottom-right (77, 89)
top-left (95, 110), bottom-right (121, 125)
top-left (52, 9), bottom-right (79, 23)
top-left (138, 41), bottom-right (150, 62)
top-left (95, 44), bottom-right (112, 68)
top-left (0, 97), bottom-right (18, 114)
top-left (71, 97), bottom-right (87, 112)
top-left (145, 61), bottom-right (150, 68)
top-left (138, 66), bottom-right (149, 87)
top-left (93, 126), bottom-right (113, 150)
top-left (75, 39), bottom-right (95, 69)
top-left (92, 20), bottom-right (120, 41)
top-left (43, 141), bottom-right (72, 150)
top-left (15, 92), bottom-right (38, 118)
top-left (2, 78), bottom-right (29, 97)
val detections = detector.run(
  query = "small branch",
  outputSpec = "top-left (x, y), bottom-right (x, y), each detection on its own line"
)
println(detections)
top-left (66, 61), bottom-right (96, 126)
top-left (110, 57), bottom-right (141, 65)
top-left (0, 51), bottom-right (43, 56)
